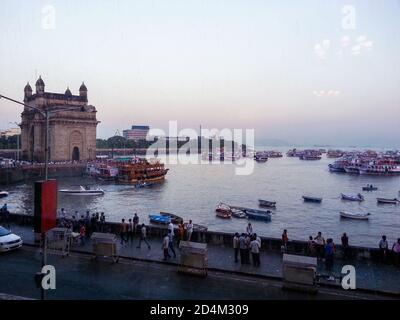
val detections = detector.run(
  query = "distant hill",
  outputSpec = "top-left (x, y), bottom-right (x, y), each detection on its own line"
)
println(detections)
top-left (255, 138), bottom-right (294, 147)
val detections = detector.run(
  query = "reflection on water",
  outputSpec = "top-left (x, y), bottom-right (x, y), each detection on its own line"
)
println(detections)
top-left (2, 152), bottom-right (400, 247)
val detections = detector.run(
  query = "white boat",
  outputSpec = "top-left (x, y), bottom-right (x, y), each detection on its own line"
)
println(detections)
top-left (341, 193), bottom-right (364, 201)
top-left (340, 211), bottom-right (370, 220)
top-left (59, 186), bottom-right (105, 196)
top-left (0, 191), bottom-right (9, 198)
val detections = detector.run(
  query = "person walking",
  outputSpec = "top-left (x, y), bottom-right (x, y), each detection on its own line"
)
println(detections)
top-left (325, 238), bottom-right (335, 271)
top-left (392, 238), bottom-right (400, 266)
top-left (250, 236), bottom-right (261, 267)
top-left (162, 233), bottom-right (171, 261)
top-left (137, 223), bottom-right (151, 250)
top-left (186, 220), bottom-right (193, 241)
top-left (79, 224), bottom-right (86, 246)
top-left (341, 233), bottom-right (349, 259)
top-left (239, 233), bottom-right (247, 265)
top-left (133, 213), bottom-right (139, 235)
top-left (120, 218), bottom-right (128, 245)
top-left (127, 218), bottom-right (134, 243)
top-left (99, 212), bottom-right (106, 232)
top-left (168, 221), bottom-right (174, 237)
top-left (314, 232), bottom-right (326, 258)
top-left (246, 223), bottom-right (253, 236)
top-left (379, 235), bottom-right (389, 263)
top-left (244, 233), bottom-right (251, 264)
top-left (177, 222), bottom-right (185, 247)
top-left (168, 229), bottom-right (176, 258)
top-left (281, 229), bottom-right (289, 253)
top-left (233, 233), bottom-right (240, 263)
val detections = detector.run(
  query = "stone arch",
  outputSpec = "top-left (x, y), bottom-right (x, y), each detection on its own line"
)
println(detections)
top-left (69, 130), bottom-right (83, 161)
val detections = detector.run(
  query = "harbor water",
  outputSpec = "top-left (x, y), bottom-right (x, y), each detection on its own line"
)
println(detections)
top-left (2, 150), bottom-right (400, 247)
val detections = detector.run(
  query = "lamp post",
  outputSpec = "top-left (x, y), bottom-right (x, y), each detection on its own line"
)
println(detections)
top-left (1, 94), bottom-right (78, 300)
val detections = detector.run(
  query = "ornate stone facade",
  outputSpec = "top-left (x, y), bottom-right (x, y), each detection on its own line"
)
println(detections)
top-left (20, 77), bottom-right (99, 162)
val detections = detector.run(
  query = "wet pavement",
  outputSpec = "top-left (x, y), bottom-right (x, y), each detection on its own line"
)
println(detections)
top-left (0, 246), bottom-right (392, 300)
top-left (4, 223), bottom-right (400, 296)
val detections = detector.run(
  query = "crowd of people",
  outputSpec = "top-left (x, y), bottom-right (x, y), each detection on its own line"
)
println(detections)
top-left (4, 206), bottom-right (399, 268)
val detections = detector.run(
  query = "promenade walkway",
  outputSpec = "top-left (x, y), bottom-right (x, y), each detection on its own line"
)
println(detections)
top-left (9, 223), bottom-right (400, 296)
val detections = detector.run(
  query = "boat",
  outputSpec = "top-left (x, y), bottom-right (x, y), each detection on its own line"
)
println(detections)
top-left (134, 181), bottom-right (155, 188)
top-left (302, 196), bottom-right (322, 203)
top-left (377, 198), bottom-right (399, 204)
top-left (160, 212), bottom-right (183, 225)
top-left (245, 209), bottom-right (272, 222)
top-left (215, 203), bottom-right (232, 219)
top-left (149, 214), bottom-right (171, 225)
top-left (362, 185), bottom-right (378, 191)
top-left (0, 191), bottom-right (9, 198)
top-left (258, 199), bottom-right (276, 208)
top-left (254, 156), bottom-right (268, 163)
top-left (341, 193), bottom-right (364, 202)
top-left (59, 186), bottom-right (105, 196)
top-left (340, 211), bottom-right (370, 220)
top-left (117, 158), bottom-right (169, 184)
top-left (230, 208), bottom-right (247, 219)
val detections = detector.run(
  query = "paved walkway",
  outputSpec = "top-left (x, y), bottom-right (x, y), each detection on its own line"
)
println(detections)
top-left (9, 224), bottom-right (400, 295)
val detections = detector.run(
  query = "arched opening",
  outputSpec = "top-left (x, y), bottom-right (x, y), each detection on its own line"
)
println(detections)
top-left (72, 146), bottom-right (80, 161)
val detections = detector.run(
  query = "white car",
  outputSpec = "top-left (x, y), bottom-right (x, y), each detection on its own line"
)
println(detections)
top-left (0, 226), bottom-right (23, 252)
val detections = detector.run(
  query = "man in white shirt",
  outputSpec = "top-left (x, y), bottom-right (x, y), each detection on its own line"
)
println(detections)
top-left (162, 234), bottom-right (171, 261)
top-left (168, 222), bottom-right (174, 237)
top-left (136, 223), bottom-right (151, 250)
top-left (250, 238), bottom-right (261, 267)
top-left (186, 220), bottom-right (193, 241)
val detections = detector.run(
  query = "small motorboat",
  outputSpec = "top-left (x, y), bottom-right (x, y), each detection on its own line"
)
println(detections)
top-left (215, 203), bottom-right (232, 219)
top-left (254, 156), bottom-right (268, 163)
top-left (258, 199), bottom-right (276, 208)
top-left (59, 186), bottom-right (105, 196)
top-left (231, 208), bottom-right (247, 219)
top-left (302, 196), bottom-right (322, 203)
top-left (340, 211), bottom-right (370, 220)
top-left (135, 181), bottom-right (155, 188)
top-left (0, 191), bottom-right (9, 198)
top-left (362, 185), bottom-right (378, 191)
top-left (341, 193), bottom-right (364, 202)
top-left (160, 212), bottom-right (183, 224)
top-left (245, 209), bottom-right (272, 222)
top-left (216, 211), bottom-right (232, 219)
top-left (377, 198), bottom-right (399, 204)
top-left (149, 214), bottom-right (171, 225)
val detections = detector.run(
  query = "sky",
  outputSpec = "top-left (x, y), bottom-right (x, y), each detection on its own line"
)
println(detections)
top-left (0, 0), bottom-right (399, 147)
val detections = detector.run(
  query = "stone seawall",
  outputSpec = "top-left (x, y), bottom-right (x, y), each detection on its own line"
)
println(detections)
top-left (8, 213), bottom-right (385, 263)
top-left (0, 164), bottom-right (86, 185)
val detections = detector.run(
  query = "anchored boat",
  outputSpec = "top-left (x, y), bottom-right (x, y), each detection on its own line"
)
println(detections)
top-left (245, 208), bottom-right (272, 222)
top-left (341, 193), bottom-right (364, 202)
top-left (149, 214), bottom-right (171, 225)
top-left (159, 212), bottom-right (183, 224)
top-left (377, 198), bottom-right (399, 204)
top-left (362, 185), bottom-right (378, 191)
top-left (59, 186), bottom-right (105, 196)
top-left (215, 203), bottom-right (232, 219)
top-left (340, 211), bottom-right (370, 220)
top-left (258, 199), bottom-right (276, 208)
top-left (0, 191), bottom-right (9, 198)
top-left (302, 196), bottom-right (322, 203)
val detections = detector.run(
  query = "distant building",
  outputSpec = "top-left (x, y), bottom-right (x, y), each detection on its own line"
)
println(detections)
top-left (123, 125), bottom-right (150, 141)
top-left (0, 128), bottom-right (21, 137)
top-left (20, 76), bottom-right (99, 162)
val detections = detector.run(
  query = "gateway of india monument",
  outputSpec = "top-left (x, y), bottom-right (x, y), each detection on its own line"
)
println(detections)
top-left (20, 76), bottom-right (99, 162)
